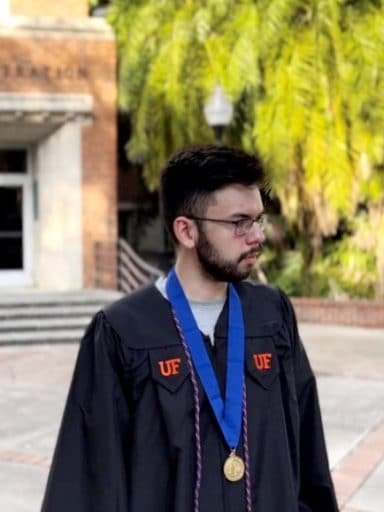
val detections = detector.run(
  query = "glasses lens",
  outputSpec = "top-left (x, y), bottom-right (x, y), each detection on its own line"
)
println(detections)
top-left (236, 216), bottom-right (266, 236)
top-left (236, 219), bottom-right (253, 236)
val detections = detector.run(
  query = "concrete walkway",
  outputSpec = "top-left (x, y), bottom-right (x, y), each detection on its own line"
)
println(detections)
top-left (0, 322), bottom-right (383, 511)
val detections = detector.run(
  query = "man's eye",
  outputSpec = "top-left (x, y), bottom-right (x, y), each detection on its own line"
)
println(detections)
top-left (238, 219), bottom-right (252, 229)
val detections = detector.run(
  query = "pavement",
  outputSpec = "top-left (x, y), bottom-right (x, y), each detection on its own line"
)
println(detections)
top-left (0, 322), bottom-right (383, 511)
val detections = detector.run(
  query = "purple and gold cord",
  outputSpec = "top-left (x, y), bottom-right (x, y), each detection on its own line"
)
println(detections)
top-left (172, 309), bottom-right (253, 512)
top-left (172, 311), bottom-right (202, 512)
top-left (242, 382), bottom-right (252, 512)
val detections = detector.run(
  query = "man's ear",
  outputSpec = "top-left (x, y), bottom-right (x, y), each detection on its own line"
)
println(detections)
top-left (173, 217), bottom-right (198, 249)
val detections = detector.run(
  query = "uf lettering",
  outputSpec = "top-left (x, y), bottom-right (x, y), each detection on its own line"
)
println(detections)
top-left (253, 353), bottom-right (272, 371)
top-left (158, 358), bottom-right (181, 377)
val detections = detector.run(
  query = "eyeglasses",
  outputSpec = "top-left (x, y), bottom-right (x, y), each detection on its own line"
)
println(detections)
top-left (188, 214), bottom-right (266, 237)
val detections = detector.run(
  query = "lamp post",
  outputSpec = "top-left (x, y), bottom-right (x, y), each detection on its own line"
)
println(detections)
top-left (203, 84), bottom-right (233, 144)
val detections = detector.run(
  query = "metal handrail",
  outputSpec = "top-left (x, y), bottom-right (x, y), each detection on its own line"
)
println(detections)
top-left (117, 238), bottom-right (163, 294)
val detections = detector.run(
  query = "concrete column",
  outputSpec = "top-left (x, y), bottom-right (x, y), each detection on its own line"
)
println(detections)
top-left (34, 121), bottom-right (83, 289)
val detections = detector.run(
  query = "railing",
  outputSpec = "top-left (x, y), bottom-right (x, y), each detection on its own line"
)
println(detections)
top-left (117, 238), bottom-right (163, 294)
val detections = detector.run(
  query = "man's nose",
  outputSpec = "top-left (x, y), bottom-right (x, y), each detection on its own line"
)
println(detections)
top-left (245, 222), bottom-right (266, 244)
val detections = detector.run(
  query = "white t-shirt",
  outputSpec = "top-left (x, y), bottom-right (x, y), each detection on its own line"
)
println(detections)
top-left (155, 276), bottom-right (224, 345)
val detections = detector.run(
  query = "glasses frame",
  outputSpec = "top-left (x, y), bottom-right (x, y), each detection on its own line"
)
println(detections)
top-left (187, 214), bottom-right (266, 237)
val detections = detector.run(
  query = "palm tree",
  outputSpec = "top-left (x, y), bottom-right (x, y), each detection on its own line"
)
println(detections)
top-left (109, 0), bottom-right (384, 297)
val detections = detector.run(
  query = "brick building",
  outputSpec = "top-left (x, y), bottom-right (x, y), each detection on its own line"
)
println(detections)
top-left (0, 0), bottom-right (118, 290)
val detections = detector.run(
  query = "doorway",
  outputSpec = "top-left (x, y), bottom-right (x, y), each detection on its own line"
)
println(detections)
top-left (0, 149), bottom-right (33, 286)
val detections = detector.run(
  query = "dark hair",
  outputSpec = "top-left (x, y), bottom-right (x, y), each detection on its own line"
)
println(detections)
top-left (160, 145), bottom-right (266, 243)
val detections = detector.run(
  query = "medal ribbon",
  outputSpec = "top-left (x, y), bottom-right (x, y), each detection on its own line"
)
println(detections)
top-left (166, 268), bottom-right (245, 450)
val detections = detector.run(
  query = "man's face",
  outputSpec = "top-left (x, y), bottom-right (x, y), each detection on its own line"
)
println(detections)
top-left (195, 184), bottom-right (265, 282)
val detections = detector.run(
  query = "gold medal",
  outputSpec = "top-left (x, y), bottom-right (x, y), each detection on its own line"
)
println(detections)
top-left (223, 450), bottom-right (245, 482)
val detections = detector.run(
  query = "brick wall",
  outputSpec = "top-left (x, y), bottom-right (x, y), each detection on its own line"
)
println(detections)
top-left (0, 26), bottom-right (118, 289)
top-left (292, 297), bottom-right (384, 328)
top-left (11, 0), bottom-right (88, 18)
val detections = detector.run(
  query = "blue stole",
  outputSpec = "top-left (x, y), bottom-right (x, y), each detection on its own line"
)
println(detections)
top-left (166, 268), bottom-right (245, 451)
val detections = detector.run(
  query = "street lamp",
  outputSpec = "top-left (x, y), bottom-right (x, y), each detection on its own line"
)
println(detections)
top-left (203, 84), bottom-right (233, 144)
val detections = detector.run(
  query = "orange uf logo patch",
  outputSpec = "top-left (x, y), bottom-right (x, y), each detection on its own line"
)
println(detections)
top-left (253, 353), bottom-right (272, 371)
top-left (158, 358), bottom-right (181, 377)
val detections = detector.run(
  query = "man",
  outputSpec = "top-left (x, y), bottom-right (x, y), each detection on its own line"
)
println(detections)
top-left (42, 146), bottom-right (338, 512)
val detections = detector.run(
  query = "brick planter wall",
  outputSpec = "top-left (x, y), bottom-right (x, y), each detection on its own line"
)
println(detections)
top-left (291, 297), bottom-right (384, 328)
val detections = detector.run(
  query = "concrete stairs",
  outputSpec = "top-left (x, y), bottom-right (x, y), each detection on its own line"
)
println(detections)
top-left (0, 289), bottom-right (123, 345)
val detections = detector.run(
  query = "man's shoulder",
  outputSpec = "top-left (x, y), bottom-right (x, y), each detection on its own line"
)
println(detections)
top-left (101, 284), bottom-right (176, 349)
top-left (236, 280), bottom-right (287, 335)
top-left (104, 284), bottom-right (161, 319)
top-left (238, 280), bottom-right (282, 310)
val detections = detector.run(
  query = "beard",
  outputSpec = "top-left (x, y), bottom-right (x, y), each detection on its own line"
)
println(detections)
top-left (195, 227), bottom-right (262, 283)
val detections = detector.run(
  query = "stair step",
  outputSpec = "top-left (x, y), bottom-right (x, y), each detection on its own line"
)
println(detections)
top-left (0, 291), bottom-right (122, 306)
top-left (0, 289), bottom-right (123, 346)
top-left (0, 305), bottom-right (104, 319)
top-left (0, 317), bottom-right (91, 332)
top-left (0, 329), bottom-right (85, 345)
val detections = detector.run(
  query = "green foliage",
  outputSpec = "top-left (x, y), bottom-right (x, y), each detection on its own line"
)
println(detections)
top-left (319, 242), bottom-right (377, 299)
top-left (109, 0), bottom-right (384, 298)
top-left (257, 211), bottom-right (380, 299)
top-left (255, 243), bottom-right (331, 298)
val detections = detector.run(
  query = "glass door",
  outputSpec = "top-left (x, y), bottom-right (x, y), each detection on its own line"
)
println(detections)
top-left (0, 150), bottom-right (32, 287)
top-left (0, 185), bottom-right (24, 269)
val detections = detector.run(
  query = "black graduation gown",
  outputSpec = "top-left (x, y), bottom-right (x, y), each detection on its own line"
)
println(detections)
top-left (41, 282), bottom-right (339, 512)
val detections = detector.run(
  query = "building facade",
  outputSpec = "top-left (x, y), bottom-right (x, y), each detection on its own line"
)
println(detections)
top-left (0, 0), bottom-right (117, 290)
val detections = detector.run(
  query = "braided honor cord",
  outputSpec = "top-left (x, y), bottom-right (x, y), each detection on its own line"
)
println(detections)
top-left (242, 382), bottom-right (253, 512)
top-left (171, 309), bottom-right (253, 512)
top-left (172, 310), bottom-right (202, 512)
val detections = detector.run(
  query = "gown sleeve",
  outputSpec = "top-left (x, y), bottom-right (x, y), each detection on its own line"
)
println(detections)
top-left (279, 290), bottom-right (339, 512)
top-left (41, 311), bottom-right (130, 512)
